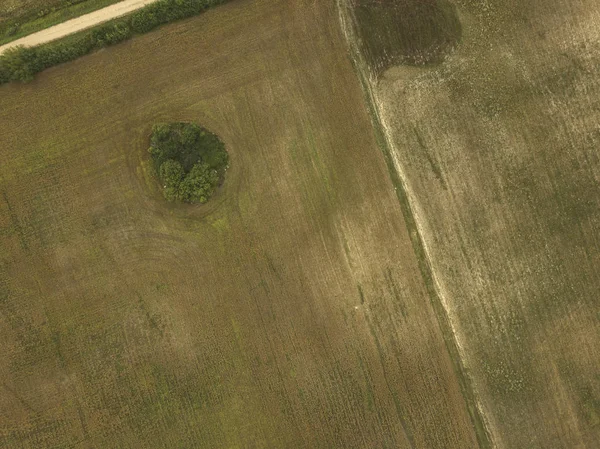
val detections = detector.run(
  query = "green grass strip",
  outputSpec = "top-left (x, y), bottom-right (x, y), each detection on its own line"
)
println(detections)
top-left (0, 0), bottom-right (229, 85)
top-left (0, 0), bottom-right (123, 46)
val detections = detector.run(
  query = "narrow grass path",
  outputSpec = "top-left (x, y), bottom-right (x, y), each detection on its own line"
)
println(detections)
top-left (0, 0), bottom-right (159, 55)
top-left (336, 1), bottom-right (494, 447)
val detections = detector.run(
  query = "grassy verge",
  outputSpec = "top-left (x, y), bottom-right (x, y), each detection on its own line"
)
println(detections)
top-left (337, 1), bottom-right (493, 447)
top-left (0, 0), bottom-right (229, 85)
top-left (0, 0), bottom-right (123, 46)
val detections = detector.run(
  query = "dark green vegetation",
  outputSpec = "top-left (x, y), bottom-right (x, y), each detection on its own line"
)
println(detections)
top-left (0, 0), bottom-right (229, 84)
top-left (0, 22), bottom-right (132, 82)
top-left (0, 0), bottom-right (121, 46)
top-left (0, 0), bottom-right (484, 447)
top-left (352, 0), bottom-right (462, 75)
top-left (149, 123), bottom-right (228, 203)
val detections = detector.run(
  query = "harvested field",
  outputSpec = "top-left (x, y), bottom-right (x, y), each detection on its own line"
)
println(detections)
top-left (0, 0), bottom-right (484, 447)
top-left (344, 0), bottom-right (600, 447)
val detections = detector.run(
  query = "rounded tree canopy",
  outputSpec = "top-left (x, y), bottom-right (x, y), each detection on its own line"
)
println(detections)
top-left (148, 122), bottom-right (228, 203)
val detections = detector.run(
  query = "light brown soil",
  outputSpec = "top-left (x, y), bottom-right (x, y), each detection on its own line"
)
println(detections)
top-left (346, 0), bottom-right (600, 447)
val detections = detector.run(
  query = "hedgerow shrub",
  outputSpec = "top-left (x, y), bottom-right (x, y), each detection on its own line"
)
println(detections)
top-left (0, 0), bottom-right (229, 85)
top-left (149, 122), bottom-right (228, 204)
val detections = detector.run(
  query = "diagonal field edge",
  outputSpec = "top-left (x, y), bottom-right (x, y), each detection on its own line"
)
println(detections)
top-left (336, 1), bottom-right (494, 448)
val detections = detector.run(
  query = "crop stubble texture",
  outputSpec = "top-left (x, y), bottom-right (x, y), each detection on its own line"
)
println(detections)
top-left (0, 0), bottom-right (481, 447)
top-left (350, 0), bottom-right (600, 447)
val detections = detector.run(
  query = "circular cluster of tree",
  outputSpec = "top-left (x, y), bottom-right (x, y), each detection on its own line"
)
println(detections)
top-left (148, 122), bottom-right (228, 204)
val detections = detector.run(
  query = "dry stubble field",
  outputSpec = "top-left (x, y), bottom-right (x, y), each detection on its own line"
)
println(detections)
top-left (0, 0), bottom-right (486, 447)
top-left (344, 0), bottom-right (600, 447)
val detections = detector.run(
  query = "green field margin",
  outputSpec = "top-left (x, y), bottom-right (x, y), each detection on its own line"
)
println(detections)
top-left (0, 0), bottom-right (123, 46)
top-left (0, 0), bottom-right (230, 85)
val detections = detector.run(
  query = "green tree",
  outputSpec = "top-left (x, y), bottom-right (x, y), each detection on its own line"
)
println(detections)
top-left (148, 122), bottom-right (228, 204)
top-left (159, 159), bottom-right (185, 202)
top-left (179, 163), bottom-right (219, 203)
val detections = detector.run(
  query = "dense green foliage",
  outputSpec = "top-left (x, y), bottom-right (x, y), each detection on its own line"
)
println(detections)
top-left (0, 0), bottom-right (229, 85)
top-left (149, 123), bottom-right (228, 204)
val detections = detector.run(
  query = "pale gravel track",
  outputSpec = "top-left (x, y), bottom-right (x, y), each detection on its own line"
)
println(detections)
top-left (0, 0), bottom-right (161, 55)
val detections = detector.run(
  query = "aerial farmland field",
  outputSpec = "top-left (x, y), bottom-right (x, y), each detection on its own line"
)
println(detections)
top-left (0, 0), bottom-right (490, 447)
top-left (1, 0), bottom-right (599, 447)
top-left (342, 0), bottom-right (600, 447)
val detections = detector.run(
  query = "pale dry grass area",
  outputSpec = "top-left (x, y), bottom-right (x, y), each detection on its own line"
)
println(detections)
top-left (0, 0), bottom-right (484, 447)
top-left (358, 0), bottom-right (600, 447)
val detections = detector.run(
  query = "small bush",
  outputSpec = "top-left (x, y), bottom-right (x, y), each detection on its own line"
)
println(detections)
top-left (149, 122), bottom-right (228, 204)
top-left (91, 22), bottom-right (133, 46)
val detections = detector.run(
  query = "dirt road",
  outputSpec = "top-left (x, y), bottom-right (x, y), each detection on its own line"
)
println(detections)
top-left (0, 0), bottom-right (160, 55)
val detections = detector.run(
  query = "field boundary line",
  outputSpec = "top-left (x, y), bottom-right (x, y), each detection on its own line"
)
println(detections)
top-left (336, 1), bottom-right (494, 447)
top-left (0, 0), bottom-right (160, 55)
